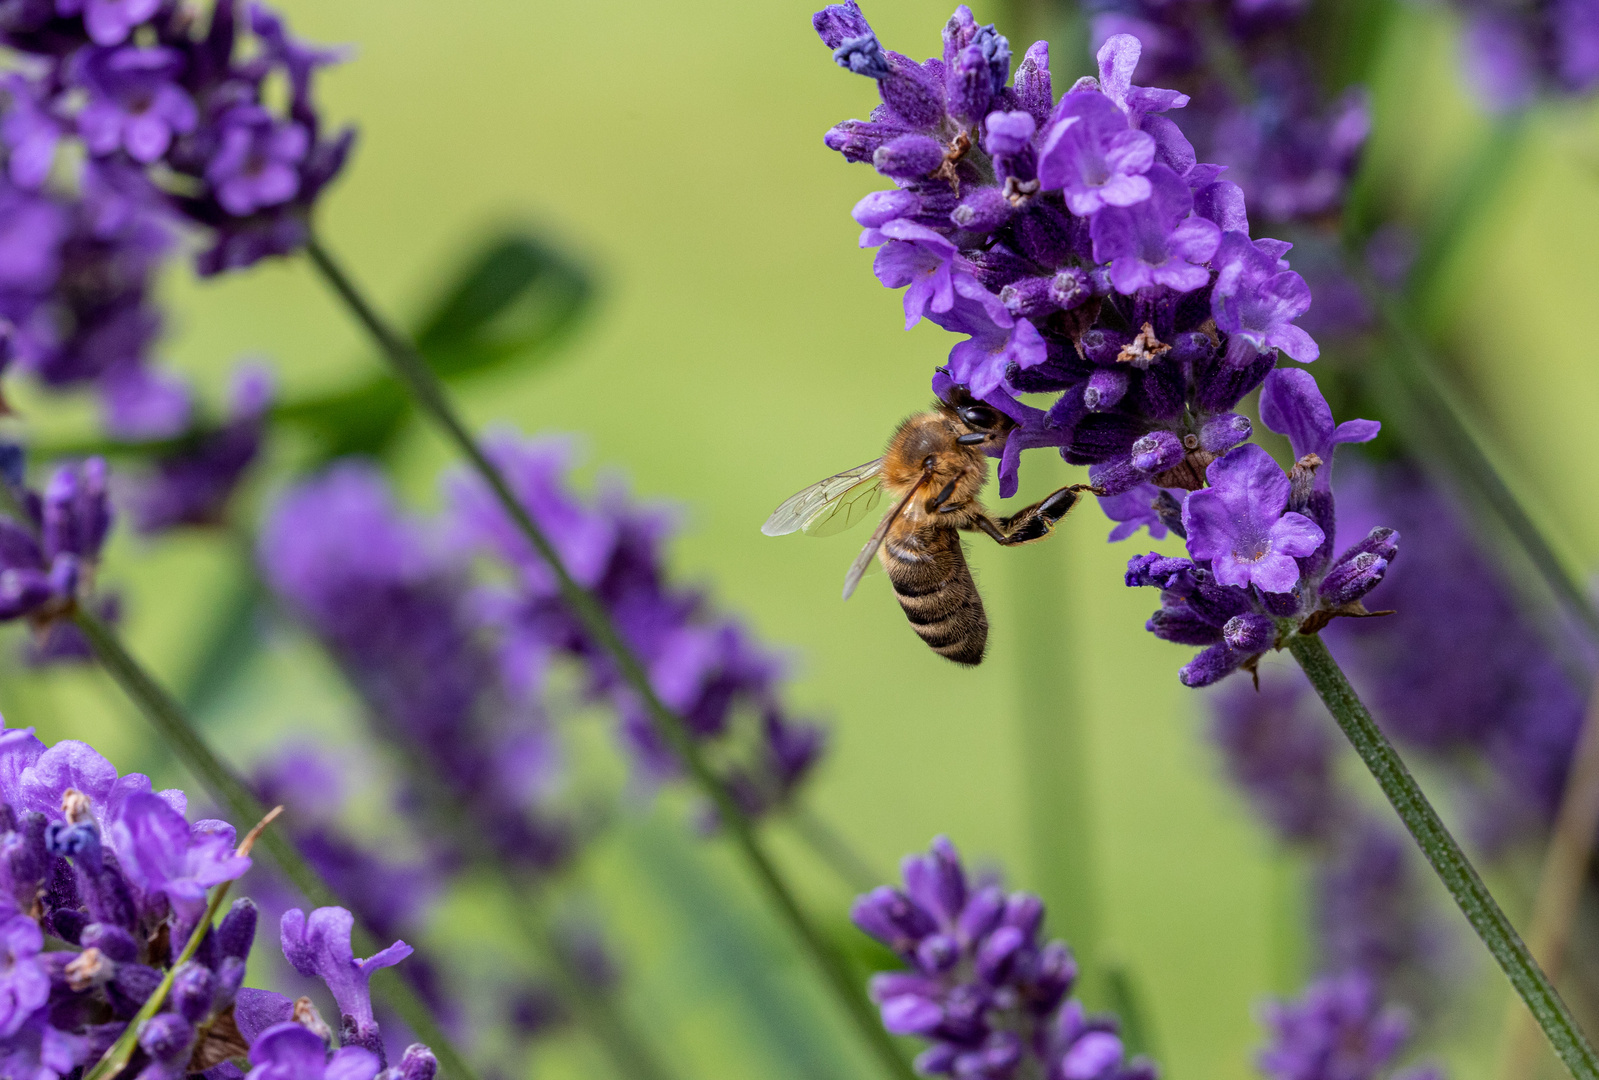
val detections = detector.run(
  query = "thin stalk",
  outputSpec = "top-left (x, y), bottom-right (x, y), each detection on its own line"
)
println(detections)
top-left (67, 609), bottom-right (483, 1080)
top-left (1495, 677), bottom-right (1599, 1080)
top-left (1288, 632), bottom-right (1599, 1079)
top-left (788, 803), bottom-right (883, 895)
top-left (304, 232), bottom-right (918, 1080)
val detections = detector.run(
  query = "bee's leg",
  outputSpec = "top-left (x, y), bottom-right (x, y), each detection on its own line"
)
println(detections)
top-left (983, 484), bottom-right (1098, 546)
top-left (924, 479), bottom-right (959, 512)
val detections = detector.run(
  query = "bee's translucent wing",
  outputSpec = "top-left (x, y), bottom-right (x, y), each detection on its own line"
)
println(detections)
top-left (842, 469), bottom-right (931, 601)
top-left (762, 458), bottom-right (885, 538)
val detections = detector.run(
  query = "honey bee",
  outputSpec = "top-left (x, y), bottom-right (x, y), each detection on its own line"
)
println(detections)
top-left (762, 390), bottom-right (1096, 666)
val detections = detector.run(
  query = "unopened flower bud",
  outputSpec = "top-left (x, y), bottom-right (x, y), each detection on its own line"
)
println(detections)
top-left (916, 933), bottom-right (959, 972)
top-left (1153, 490), bottom-right (1187, 539)
top-left (982, 110), bottom-right (1035, 157)
top-left (833, 32), bottom-right (890, 78)
top-left (1063, 1031), bottom-right (1126, 1080)
top-left (880, 992), bottom-right (943, 1035)
top-left (976, 925), bottom-right (1025, 984)
top-left (1178, 642), bottom-right (1248, 688)
top-left (393, 1044), bottom-right (439, 1080)
top-left (1223, 613), bottom-right (1275, 652)
top-left (1083, 369), bottom-right (1128, 412)
top-left (873, 134), bottom-right (945, 180)
top-left (171, 960), bottom-right (216, 1022)
top-left (1049, 268), bottom-right (1091, 310)
top-left (1199, 413), bottom-right (1252, 455)
top-left (1130, 430), bottom-right (1184, 474)
top-left (951, 186), bottom-right (1012, 232)
top-left (140, 1012), bottom-right (195, 1067)
top-left (852, 189), bottom-right (918, 228)
top-left (1318, 552), bottom-right (1390, 607)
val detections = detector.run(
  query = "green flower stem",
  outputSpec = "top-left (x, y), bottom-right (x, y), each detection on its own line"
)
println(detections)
top-left (1288, 631), bottom-right (1599, 1079)
top-left (304, 231), bottom-right (918, 1080)
top-left (67, 608), bottom-right (483, 1080)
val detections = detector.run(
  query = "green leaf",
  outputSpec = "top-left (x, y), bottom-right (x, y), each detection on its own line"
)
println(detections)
top-left (272, 376), bottom-right (412, 461)
top-left (1103, 962), bottom-right (1162, 1063)
top-left (413, 231), bottom-right (594, 381)
top-left (29, 229), bottom-right (594, 467)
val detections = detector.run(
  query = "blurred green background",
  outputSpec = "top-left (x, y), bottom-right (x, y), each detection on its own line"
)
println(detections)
top-left (2, 1), bottom-right (1598, 1078)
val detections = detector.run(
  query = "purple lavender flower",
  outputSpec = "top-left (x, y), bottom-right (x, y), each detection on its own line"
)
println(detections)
top-left (1089, 164), bottom-right (1220, 293)
top-left (1183, 444), bottom-right (1323, 593)
top-left (280, 906), bottom-right (411, 1058)
top-left (0, 723), bottom-right (437, 1078)
top-left (1211, 233), bottom-right (1320, 367)
top-left (853, 836), bottom-right (1155, 1080)
top-left (125, 363), bottom-right (273, 532)
top-left (204, 105), bottom-right (309, 217)
top-left (259, 462), bottom-right (578, 874)
top-left (0, 913), bottom-right (48, 1037)
top-left (814, 9), bottom-right (1322, 500)
top-left (1457, 1), bottom-right (1599, 110)
top-left (1257, 973), bottom-right (1442, 1080)
top-left (1124, 367), bottom-right (1391, 686)
top-left (0, 726), bottom-right (269, 1078)
top-left (870, 221), bottom-right (978, 329)
top-left (1036, 89), bottom-right (1156, 215)
top-left (446, 434), bottom-right (827, 820)
top-left (74, 46), bottom-right (197, 164)
top-left (0, 457), bottom-right (114, 630)
top-left (934, 296), bottom-right (1047, 399)
top-left (107, 791), bottom-right (251, 924)
top-left (54, 0), bottom-right (158, 48)
top-left (0, 74), bottom-right (62, 190)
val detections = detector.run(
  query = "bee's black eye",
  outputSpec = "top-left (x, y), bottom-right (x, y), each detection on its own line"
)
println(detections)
top-left (959, 405), bottom-right (999, 430)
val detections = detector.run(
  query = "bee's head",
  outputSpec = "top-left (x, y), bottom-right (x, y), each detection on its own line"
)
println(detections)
top-left (938, 386), bottom-right (1013, 443)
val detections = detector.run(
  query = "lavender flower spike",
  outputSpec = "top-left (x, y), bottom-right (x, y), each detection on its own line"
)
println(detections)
top-left (280, 906), bottom-right (413, 1058)
top-left (1257, 972), bottom-right (1442, 1080)
top-left (853, 836), bottom-right (1155, 1080)
top-left (1183, 444), bottom-right (1323, 593)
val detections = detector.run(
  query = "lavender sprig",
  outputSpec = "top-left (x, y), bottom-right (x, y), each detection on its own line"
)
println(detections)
top-left (0, 470), bottom-right (482, 1080)
top-left (65, 610), bottom-right (484, 1080)
top-left (300, 234), bottom-right (919, 1080)
top-left (853, 836), bottom-right (1155, 1080)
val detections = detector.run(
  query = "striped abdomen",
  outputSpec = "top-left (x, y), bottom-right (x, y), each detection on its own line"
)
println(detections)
top-left (881, 526), bottom-right (988, 666)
